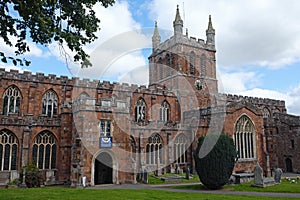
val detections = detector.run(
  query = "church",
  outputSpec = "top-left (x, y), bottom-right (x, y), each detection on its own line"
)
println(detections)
top-left (0, 6), bottom-right (299, 186)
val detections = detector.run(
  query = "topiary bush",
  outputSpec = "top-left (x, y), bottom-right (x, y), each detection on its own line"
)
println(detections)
top-left (19, 163), bottom-right (41, 188)
top-left (194, 134), bottom-right (237, 189)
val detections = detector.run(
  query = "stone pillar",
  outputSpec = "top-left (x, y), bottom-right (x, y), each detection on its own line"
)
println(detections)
top-left (21, 127), bottom-right (31, 166)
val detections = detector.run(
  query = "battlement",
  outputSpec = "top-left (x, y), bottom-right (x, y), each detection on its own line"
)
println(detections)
top-left (0, 68), bottom-right (176, 97)
top-left (224, 93), bottom-right (286, 112)
top-left (154, 34), bottom-right (213, 55)
top-left (0, 68), bottom-right (72, 85)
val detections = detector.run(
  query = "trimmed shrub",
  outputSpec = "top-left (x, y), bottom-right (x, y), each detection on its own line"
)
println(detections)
top-left (19, 163), bottom-right (41, 188)
top-left (194, 134), bottom-right (236, 189)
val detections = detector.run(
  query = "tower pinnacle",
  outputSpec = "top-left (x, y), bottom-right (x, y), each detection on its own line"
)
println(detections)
top-left (206, 15), bottom-right (215, 46)
top-left (152, 21), bottom-right (161, 51)
top-left (173, 5), bottom-right (183, 37)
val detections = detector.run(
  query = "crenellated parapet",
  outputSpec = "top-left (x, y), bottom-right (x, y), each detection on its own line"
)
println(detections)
top-left (224, 93), bottom-right (286, 114)
top-left (0, 68), bottom-right (72, 85)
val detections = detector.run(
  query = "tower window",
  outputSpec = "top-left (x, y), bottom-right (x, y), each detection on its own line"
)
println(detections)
top-left (190, 52), bottom-right (195, 75)
top-left (200, 54), bottom-right (206, 76)
top-left (291, 139), bottom-right (295, 149)
top-left (99, 120), bottom-right (111, 137)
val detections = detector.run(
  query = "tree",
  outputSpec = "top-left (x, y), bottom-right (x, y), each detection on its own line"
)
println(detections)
top-left (0, 0), bottom-right (115, 67)
top-left (194, 134), bottom-right (237, 189)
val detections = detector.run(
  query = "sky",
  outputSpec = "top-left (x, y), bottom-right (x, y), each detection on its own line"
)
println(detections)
top-left (1, 0), bottom-right (300, 115)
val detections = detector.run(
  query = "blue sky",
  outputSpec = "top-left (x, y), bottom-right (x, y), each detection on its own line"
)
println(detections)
top-left (1, 0), bottom-right (300, 115)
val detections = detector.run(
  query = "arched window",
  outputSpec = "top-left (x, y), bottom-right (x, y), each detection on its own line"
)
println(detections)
top-left (262, 107), bottom-right (270, 119)
top-left (160, 100), bottom-right (170, 122)
top-left (190, 51), bottom-right (195, 75)
top-left (146, 133), bottom-right (163, 164)
top-left (234, 115), bottom-right (256, 159)
top-left (135, 98), bottom-right (146, 122)
top-left (0, 130), bottom-right (18, 171)
top-left (99, 120), bottom-right (111, 137)
top-left (42, 90), bottom-right (58, 117)
top-left (200, 54), bottom-right (206, 76)
top-left (32, 131), bottom-right (57, 170)
top-left (3, 86), bottom-right (21, 115)
top-left (174, 134), bottom-right (188, 164)
top-left (130, 136), bottom-right (136, 161)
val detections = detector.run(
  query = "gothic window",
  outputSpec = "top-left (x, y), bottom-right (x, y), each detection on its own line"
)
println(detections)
top-left (160, 100), bottom-right (170, 122)
top-left (135, 98), bottom-right (146, 122)
top-left (0, 130), bottom-right (18, 171)
top-left (130, 136), bottom-right (136, 161)
top-left (99, 120), bottom-right (111, 137)
top-left (234, 115), bottom-right (256, 159)
top-left (190, 51), bottom-right (195, 75)
top-left (200, 54), bottom-right (206, 76)
top-left (146, 133), bottom-right (163, 165)
top-left (3, 86), bottom-right (21, 115)
top-left (173, 134), bottom-right (188, 164)
top-left (42, 90), bottom-right (58, 117)
top-left (262, 107), bottom-right (270, 119)
top-left (32, 131), bottom-right (57, 170)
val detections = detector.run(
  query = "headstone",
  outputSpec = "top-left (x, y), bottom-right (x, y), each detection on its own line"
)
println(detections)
top-left (253, 162), bottom-right (263, 185)
top-left (252, 162), bottom-right (275, 187)
top-left (170, 164), bottom-right (175, 174)
top-left (175, 164), bottom-right (179, 174)
top-left (185, 167), bottom-right (190, 180)
top-left (274, 168), bottom-right (283, 183)
top-left (82, 176), bottom-right (86, 187)
top-left (156, 157), bottom-right (162, 176)
top-left (143, 170), bottom-right (148, 184)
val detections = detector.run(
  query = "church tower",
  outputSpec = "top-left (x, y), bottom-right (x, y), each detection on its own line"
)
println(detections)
top-left (148, 5), bottom-right (218, 104)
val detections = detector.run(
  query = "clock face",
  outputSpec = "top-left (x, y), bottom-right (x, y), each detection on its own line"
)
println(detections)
top-left (194, 80), bottom-right (202, 90)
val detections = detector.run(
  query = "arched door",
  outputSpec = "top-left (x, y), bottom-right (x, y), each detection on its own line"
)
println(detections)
top-left (94, 152), bottom-right (113, 184)
top-left (285, 158), bottom-right (293, 172)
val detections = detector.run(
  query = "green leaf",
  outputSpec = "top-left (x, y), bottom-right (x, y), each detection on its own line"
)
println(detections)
top-left (1, 57), bottom-right (7, 63)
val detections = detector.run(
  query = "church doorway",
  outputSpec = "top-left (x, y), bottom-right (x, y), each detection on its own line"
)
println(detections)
top-left (285, 158), bottom-right (293, 172)
top-left (94, 152), bottom-right (113, 184)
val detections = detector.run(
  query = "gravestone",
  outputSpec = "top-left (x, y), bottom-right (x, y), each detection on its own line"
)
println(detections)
top-left (274, 168), bottom-right (283, 183)
top-left (143, 170), bottom-right (148, 184)
top-left (252, 162), bottom-right (275, 188)
top-left (185, 167), bottom-right (190, 180)
top-left (175, 164), bottom-right (179, 174)
top-left (253, 162), bottom-right (263, 186)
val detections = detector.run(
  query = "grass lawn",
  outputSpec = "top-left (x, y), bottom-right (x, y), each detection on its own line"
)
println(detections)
top-left (0, 187), bottom-right (296, 200)
top-left (173, 178), bottom-right (300, 193)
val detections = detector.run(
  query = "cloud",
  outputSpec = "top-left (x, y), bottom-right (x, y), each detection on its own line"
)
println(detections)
top-left (148, 0), bottom-right (300, 69)
top-left (218, 71), bottom-right (300, 115)
top-left (47, 1), bottom-right (151, 82)
top-left (219, 70), bottom-right (262, 93)
top-left (0, 36), bottom-right (44, 58)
